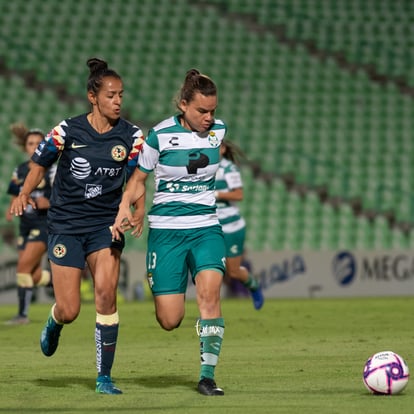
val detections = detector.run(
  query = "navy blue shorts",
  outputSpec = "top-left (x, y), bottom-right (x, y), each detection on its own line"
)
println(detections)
top-left (17, 222), bottom-right (48, 250)
top-left (48, 227), bottom-right (125, 269)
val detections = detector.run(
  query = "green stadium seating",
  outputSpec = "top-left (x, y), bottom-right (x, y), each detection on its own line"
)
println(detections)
top-left (0, 0), bottom-right (413, 251)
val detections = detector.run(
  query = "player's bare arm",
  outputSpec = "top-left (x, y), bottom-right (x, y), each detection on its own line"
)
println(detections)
top-left (10, 163), bottom-right (46, 216)
top-left (111, 169), bottom-right (147, 240)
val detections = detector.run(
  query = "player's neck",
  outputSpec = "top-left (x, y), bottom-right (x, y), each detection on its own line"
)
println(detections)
top-left (88, 113), bottom-right (113, 134)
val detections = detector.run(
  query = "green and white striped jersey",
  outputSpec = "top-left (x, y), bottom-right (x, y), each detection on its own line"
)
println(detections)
top-left (215, 158), bottom-right (246, 234)
top-left (139, 115), bottom-right (226, 229)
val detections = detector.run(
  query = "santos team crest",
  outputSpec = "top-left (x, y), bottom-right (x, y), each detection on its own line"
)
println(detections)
top-left (208, 131), bottom-right (219, 147)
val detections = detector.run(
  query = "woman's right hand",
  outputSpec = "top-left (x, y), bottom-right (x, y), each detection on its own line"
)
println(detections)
top-left (10, 193), bottom-right (36, 216)
top-left (111, 204), bottom-right (135, 241)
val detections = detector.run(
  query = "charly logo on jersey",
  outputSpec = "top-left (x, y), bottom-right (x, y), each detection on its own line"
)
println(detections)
top-left (169, 137), bottom-right (179, 146)
top-left (111, 145), bottom-right (127, 161)
top-left (230, 244), bottom-right (239, 255)
top-left (208, 131), bottom-right (219, 147)
top-left (53, 244), bottom-right (67, 258)
top-left (70, 157), bottom-right (92, 179)
top-left (332, 251), bottom-right (357, 286)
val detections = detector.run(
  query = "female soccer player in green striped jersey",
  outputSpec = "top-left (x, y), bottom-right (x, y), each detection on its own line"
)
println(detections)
top-left (215, 140), bottom-right (264, 310)
top-left (113, 69), bottom-right (226, 396)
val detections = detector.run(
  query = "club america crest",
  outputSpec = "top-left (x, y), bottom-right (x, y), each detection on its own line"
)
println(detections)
top-left (111, 145), bottom-right (127, 161)
top-left (53, 244), bottom-right (67, 258)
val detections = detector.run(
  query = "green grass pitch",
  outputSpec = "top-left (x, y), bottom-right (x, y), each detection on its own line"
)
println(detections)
top-left (0, 297), bottom-right (413, 413)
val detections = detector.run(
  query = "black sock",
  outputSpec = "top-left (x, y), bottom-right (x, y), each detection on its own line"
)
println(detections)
top-left (95, 323), bottom-right (119, 377)
top-left (17, 286), bottom-right (33, 317)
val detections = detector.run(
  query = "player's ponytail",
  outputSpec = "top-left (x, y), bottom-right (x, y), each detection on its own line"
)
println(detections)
top-left (176, 68), bottom-right (217, 111)
top-left (10, 122), bottom-right (44, 150)
top-left (221, 140), bottom-right (245, 165)
top-left (86, 57), bottom-right (121, 94)
top-left (87, 58), bottom-right (108, 75)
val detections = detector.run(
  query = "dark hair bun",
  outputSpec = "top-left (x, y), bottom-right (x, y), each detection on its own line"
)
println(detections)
top-left (185, 68), bottom-right (201, 81)
top-left (87, 58), bottom-right (108, 74)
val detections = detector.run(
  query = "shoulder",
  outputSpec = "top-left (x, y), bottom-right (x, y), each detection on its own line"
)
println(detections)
top-left (151, 116), bottom-right (178, 133)
top-left (113, 119), bottom-right (144, 147)
top-left (62, 113), bottom-right (86, 128)
top-left (118, 118), bottom-right (143, 133)
top-left (145, 116), bottom-right (178, 148)
top-left (18, 160), bottom-right (30, 168)
top-left (221, 158), bottom-right (240, 174)
top-left (209, 119), bottom-right (227, 141)
top-left (212, 118), bottom-right (227, 131)
top-left (222, 158), bottom-right (235, 169)
top-left (46, 115), bottom-right (82, 138)
top-left (213, 118), bottom-right (226, 126)
top-left (16, 161), bottom-right (29, 174)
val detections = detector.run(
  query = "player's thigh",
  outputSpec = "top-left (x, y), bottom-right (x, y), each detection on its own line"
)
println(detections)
top-left (187, 225), bottom-right (226, 281)
top-left (87, 247), bottom-right (121, 294)
top-left (153, 293), bottom-right (186, 329)
top-left (48, 234), bottom-right (87, 317)
top-left (50, 261), bottom-right (83, 318)
top-left (17, 240), bottom-right (46, 273)
top-left (147, 228), bottom-right (189, 296)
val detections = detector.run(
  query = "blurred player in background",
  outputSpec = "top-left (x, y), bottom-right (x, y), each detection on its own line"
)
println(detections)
top-left (10, 58), bottom-right (144, 395)
top-left (215, 140), bottom-right (264, 309)
top-left (5, 124), bottom-right (55, 325)
top-left (112, 69), bottom-right (226, 396)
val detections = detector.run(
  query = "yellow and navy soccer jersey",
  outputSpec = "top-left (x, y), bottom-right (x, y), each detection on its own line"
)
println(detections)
top-left (139, 115), bottom-right (226, 230)
top-left (7, 160), bottom-right (55, 228)
top-left (32, 113), bottom-right (144, 234)
top-left (215, 158), bottom-right (246, 234)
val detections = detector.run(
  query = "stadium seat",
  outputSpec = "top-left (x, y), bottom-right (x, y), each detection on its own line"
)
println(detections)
top-left (0, 0), bottom-right (413, 251)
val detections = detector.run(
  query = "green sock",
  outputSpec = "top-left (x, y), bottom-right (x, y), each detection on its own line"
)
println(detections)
top-left (243, 275), bottom-right (259, 291)
top-left (198, 318), bottom-right (225, 380)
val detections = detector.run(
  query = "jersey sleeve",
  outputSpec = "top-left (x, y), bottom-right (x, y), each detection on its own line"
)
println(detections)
top-left (138, 129), bottom-right (160, 174)
top-left (225, 164), bottom-right (243, 190)
top-left (32, 121), bottom-right (67, 167)
top-left (126, 126), bottom-right (145, 180)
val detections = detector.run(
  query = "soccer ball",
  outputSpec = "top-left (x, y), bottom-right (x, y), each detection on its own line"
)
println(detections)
top-left (363, 351), bottom-right (409, 395)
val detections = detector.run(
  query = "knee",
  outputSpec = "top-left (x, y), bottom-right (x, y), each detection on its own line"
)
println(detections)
top-left (225, 262), bottom-right (245, 280)
top-left (225, 268), bottom-right (239, 279)
top-left (156, 314), bottom-right (183, 331)
top-left (94, 288), bottom-right (117, 314)
top-left (55, 305), bottom-right (80, 324)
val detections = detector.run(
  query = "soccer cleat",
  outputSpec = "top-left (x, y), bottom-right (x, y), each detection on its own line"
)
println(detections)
top-left (40, 315), bottom-right (63, 357)
top-left (197, 378), bottom-right (224, 396)
top-left (4, 315), bottom-right (29, 325)
top-left (96, 375), bottom-right (123, 395)
top-left (250, 286), bottom-right (264, 310)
